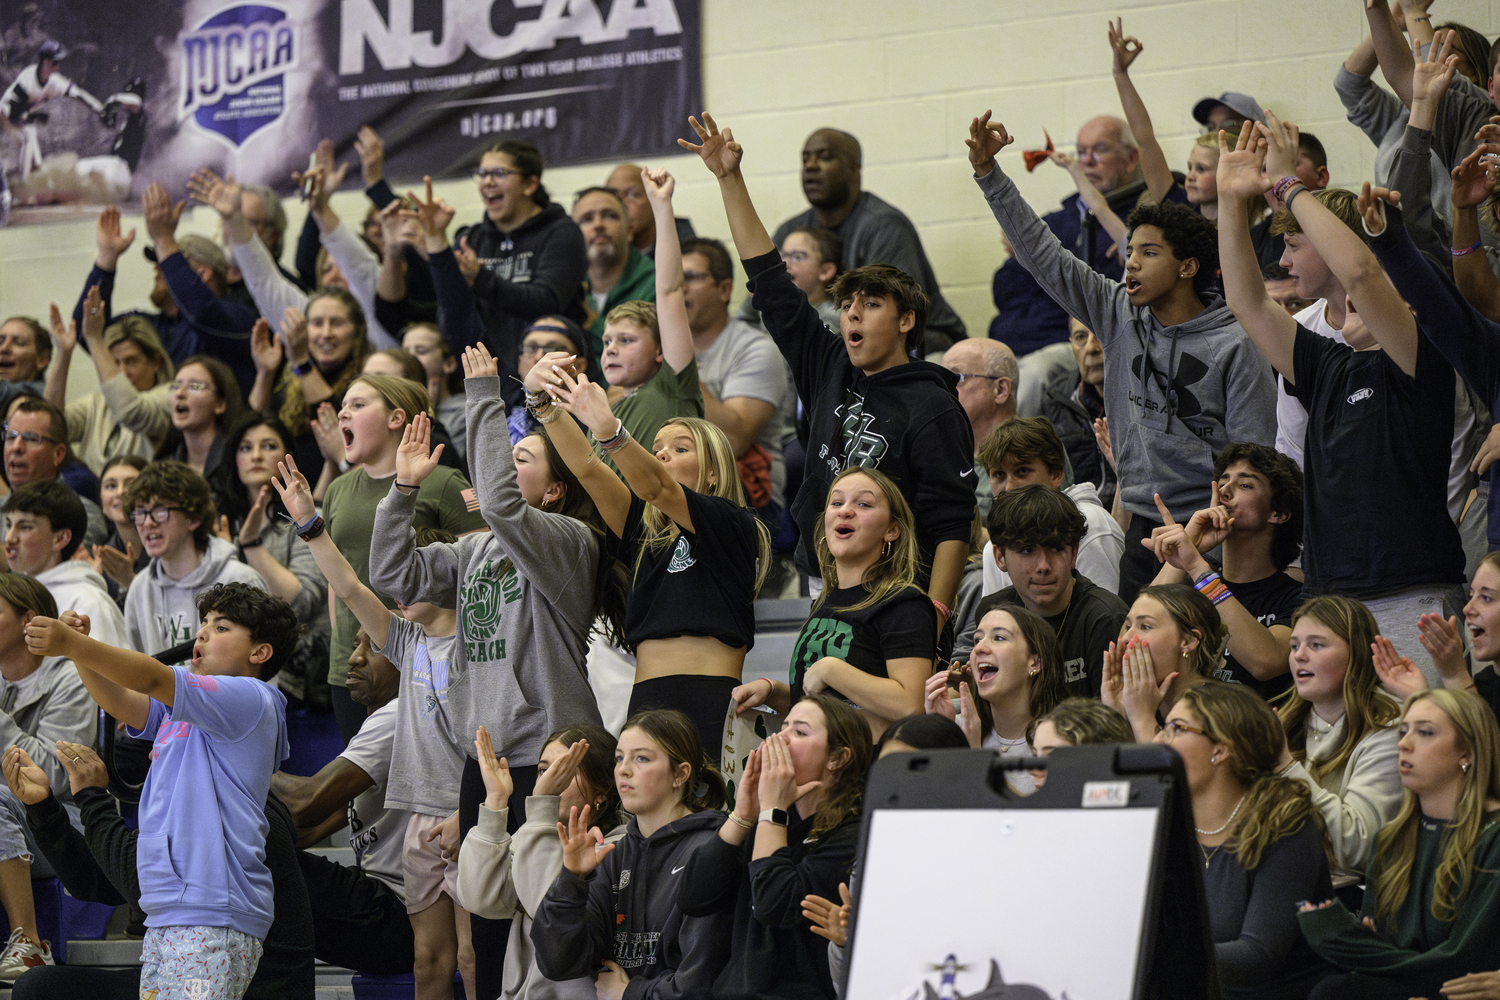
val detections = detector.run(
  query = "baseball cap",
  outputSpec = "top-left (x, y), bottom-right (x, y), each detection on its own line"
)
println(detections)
top-left (1192, 92), bottom-right (1265, 127)
top-left (37, 40), bottom-right (67, 61)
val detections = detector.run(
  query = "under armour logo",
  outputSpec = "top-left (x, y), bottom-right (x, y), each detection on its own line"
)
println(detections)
top-left (1132, 351), bottom-right (1210, 419)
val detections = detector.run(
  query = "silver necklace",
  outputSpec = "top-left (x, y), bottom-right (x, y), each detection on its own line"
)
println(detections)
top-left (1195, 793), bottom-right (1246, 836)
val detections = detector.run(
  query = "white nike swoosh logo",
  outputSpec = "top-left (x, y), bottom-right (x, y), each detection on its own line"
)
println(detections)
top-left (959, 467), bottom-right (974, 478)
top-left (671, 865), bottom-right (686, 874)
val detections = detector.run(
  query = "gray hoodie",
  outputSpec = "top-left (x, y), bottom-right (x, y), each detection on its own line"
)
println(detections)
top-left (369, 376), bottom-right (601, 765)
top-left (975, 167), bottom-right (1278, 521)
top-left (123, 535), bottom-right (268, 657)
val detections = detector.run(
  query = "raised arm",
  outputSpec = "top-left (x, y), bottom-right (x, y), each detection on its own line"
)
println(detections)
top-left (642, 167), bottom-right (694, 374)
top-left (1051, 150), bottom-right (1129, 265)
top-left (544, 364), bottom-right (698, 533)
top-left (43, 304), bottom-right (76, 412)
top-left (24, 614), bottom-right (160, 729)
top-left (1108, 18), bottom-right (1175, 204)
top-left (681, 113), bottom-right (775, 259)
top-left (520, 351), bottom-right (631, 535)
top-left (1367, 0), bottom-right (1418, 107)
top-left (1216, 127), bottom-right (1298, 380)
top-left (271, 456), bottom-right (391, 648)
top-left (1398, 31), bottom-right (1458, 263)
top-left (1449, 137), bottom-right (1500, 318)
top-left (1265, 113), bottom-right (1420, 376)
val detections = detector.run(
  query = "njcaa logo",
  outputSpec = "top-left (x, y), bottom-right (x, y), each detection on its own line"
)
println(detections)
top-left (180, 4), bottom-right (297, 147)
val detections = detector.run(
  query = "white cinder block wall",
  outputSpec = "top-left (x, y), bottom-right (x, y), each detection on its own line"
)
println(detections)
top-left (7, 0), bottom-right (1500, 402)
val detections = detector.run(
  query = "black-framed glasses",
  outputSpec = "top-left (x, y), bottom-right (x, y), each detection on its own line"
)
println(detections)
top-left (2, 425), bottom-right (60, 447)
top-left (131, 505), bottom-right (186, 525)
top-left (474, 167), bottom-right (517, 182)
top-left (1161, 719), bottom-right (1208, 741)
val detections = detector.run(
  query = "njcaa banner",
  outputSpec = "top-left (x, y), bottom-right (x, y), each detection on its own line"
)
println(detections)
top-left (0, 0), bottom-right (700, 221)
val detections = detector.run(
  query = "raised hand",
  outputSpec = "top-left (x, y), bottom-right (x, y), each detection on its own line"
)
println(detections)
top-left (955, 681), bottom-right (983, 749)
top-left (1416, 613), bottom-right (1468, 680)
top-left (523, 350), bottom-right (577, 395)
top-left (924, 668), bottom-right (958, 721)
top-left (802, 882), bottom-right (852, 947)
top-left (185, 168), bottom-right (242, 220)
top-left (1217, 123), bottom-right (1270, 199)
top-left (1372, 633), bottom-right (1431, 699)
top-left (23, 616), bottom-right (79, 657)
top-left (1410, 29), bottom-right (1457, 105)
top-left (1357, 180), bottom-right (1401, 236)
top-left (88, 543), bottom-right (136, 590)
top-left (640, 166), bottom-right (675, 207)
top-left (296, 161), bottom-right (350, 216)
top-left (142, 182), bottom-right (185, 246)
top-left (240, 485), bottom-right (271, 545)
top-left (1450, 144), bottom-right (1500, 212)
top-left (1093, 417), bottom-right (1116, 471)
top-left (310, 402), bottom-right (346, 467)
top-left (378, 201), bottom-right (413, 252)
top-left (758, 732), bottom-right (822, 810)
top-left (455, 236), bottom-right (480, 285)
top-left (1108, 17), bottom-right (1143, 74)
top-left (249, 318), bottom-right (282, 374)
top-left (281, 306), bottom-right (310, 364)
top-left (1259, 111), bottom-right (1303, 184)
top-left (679, 112), bottom-right (743, 178)
top-left (1183, 483), bottom-right (1235, 553)
top-left (59, 610), bottom-right (92, 638)
top-left (557, 804), bottom-right (614, 877)
top-left (355, 125), bottom-right (385, 186)
top-left (1144, 492), bottom-right (1214, 577)
top-left (48, 303), bottom-right (76, 357)
top-left (79, 283), bottom-right (107, 346)
top-left (396, 411), bottom-right (445, 487)
top-left (732, 744), bottom-right (762, 824)
top-left (95, 205), bottom-right (136, 269)
top-left (1101, 639), bottom-right (1126, 715)
top-left (55, 740), bottom-right (108, 797)
top-left (460, 343), bottom-right (499, 381)
top-left (271, 455), bottom-right (318, 525)
top-left (543, 366), bottom-right (616, 438)
top-left (408, 176), bottom-right (456, 243)
top-left (966, 110), bottom-right (1013, 177)
top-left (214, 514), bottom-right (233, 544)
top-left (2, 746), bottom-right (51, 805)
top-left (474, 726), bottom-right (514, 810)
top-left (535, 738), bottom-right (590, 798)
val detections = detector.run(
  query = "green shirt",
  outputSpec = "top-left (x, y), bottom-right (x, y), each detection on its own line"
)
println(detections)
top-left (609, 360), bottom-right (704, 472)
top-left (585, 247), bottom-right (656, 361)
top-left (322, 465), bottom-right (487, 686)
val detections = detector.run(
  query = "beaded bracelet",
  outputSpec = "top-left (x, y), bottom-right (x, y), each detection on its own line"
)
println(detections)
top-left (1453, 240), bottom-right (1485, 257)
top-left (597, 421), bottom-right (631, 455)
top-left (1193, 570), bottom-right (1232, 605)
top-left (536, 405), bottom-right (563, 424)
top-left (524, 388), bottom-right (549, 410)
top-left (1271, 175), bottom-right (1302, 203)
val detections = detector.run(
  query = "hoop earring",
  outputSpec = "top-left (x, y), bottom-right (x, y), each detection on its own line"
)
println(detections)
top-left (883, 539), bottom-right (891, 557)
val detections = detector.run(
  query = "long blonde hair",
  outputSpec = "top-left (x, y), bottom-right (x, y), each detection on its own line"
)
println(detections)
top-left (1183, 682), bottom-right (1324, 870)
top-left (632, 417), bottom-right (769, 595)
top-left (1278, 596), bottom-right (1400, 782)
top-left (813, 466), bottom-right (920, 614)
top-left (1372, 689), bottom-right (1500, 928)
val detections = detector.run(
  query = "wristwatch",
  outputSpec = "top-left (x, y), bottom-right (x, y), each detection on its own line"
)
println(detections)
top-left (290, 357), bottom-right (315, 377)
top-left (757, 808), bottom-right (788, 827)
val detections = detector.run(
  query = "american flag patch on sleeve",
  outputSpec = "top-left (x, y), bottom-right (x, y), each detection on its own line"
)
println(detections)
top-left (462, 488), bottom-right (480, 512)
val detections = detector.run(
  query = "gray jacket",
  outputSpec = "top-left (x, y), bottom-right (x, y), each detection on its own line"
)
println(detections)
top-left (0, 656), bottom-right (98, 806)
top-left (973, 166), bottom-right (1277, 521)
top-left (369, 376), bottom-right (601, 764)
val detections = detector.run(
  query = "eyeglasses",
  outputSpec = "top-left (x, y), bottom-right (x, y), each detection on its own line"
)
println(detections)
top-left (1076, 144), bottom-right (1123, 161)
top-left (1161, 719), bottom-right (1208, 741)
top-left (168, 379), bottom-right (213, 395)
top-left (521, 342), bottom-right (574, 356)
top-left (782, 250), bottom-right (813, 264)
top-left (473, 167), bottom-right (518, 182)
top-left (952, 373), bottom-right (1001, 385)
top-left (2, 425), bottom-right (60, 447)
top-left (131, 505), bottom-right (186, 525)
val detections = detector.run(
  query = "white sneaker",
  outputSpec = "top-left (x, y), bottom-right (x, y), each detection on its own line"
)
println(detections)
top-left (0, 926), bottom-right (54, 982)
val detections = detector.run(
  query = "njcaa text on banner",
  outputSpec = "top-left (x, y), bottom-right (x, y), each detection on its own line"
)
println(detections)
top-left (0, 0), bottom-right (701, 222)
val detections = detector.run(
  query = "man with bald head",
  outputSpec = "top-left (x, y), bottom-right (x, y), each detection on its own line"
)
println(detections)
top-left (943, 337), bottom-right (1018, 518)
top-left (604, 162), bottom-right (696, 259)
top-left (573, 185), bottom-right (655, 356)
top-left (989, 115), bottom-right (1146, 356)
top-left (761, 128), bottom-right (966, 354)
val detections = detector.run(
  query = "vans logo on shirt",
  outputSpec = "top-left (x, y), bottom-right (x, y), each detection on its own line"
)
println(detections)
top-left (666, 537), bottom-right (696, 573)
top-left (1347, 387), bottom-right (1374, 404)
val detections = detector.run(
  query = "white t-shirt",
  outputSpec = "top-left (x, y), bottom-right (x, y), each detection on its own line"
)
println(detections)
top-left (1277, 301), bottom-right (1346, 468)
top-left (337, 700), bottom-right (409, 899)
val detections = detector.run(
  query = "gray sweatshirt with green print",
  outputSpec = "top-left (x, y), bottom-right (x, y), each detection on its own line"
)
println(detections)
top-left (369, 376), bottom-right (602, 763)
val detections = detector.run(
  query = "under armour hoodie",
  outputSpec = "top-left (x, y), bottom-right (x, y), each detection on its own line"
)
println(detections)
top-left (531, 810), bottom-right (731, 999)
top-left (975, 166), bottom-right (1277, 522)
top-left (368, 376), bottom-right (602, 767)
top-left (123, 535), bottom-right (268, 658)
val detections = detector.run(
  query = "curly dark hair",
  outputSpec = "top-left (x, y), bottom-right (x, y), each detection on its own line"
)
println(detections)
top-left (125, 461), bottom-right (216, 551)
top-left (986, 484), bottom-right (1086, 553)
top-left (1213, 442), bottom-right (1304, 570)
top-left (1126, 201), bottom-right (1220, 297)
top-left (196, 583), bottom-right (304, 680)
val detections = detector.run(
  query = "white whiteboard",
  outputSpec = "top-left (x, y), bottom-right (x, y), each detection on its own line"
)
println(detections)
top-left (844, 807), bottom-right (1160, 1000)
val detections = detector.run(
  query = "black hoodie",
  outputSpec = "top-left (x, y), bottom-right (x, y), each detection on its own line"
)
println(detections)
top-left (457, 202), bottom-right (589, 365)
top-left (531, 810), bottom-right (730, 999)
top-left (743, 249), bottom-right (976, 582)
top-left (679, 807), bottom-right (860, 1000)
